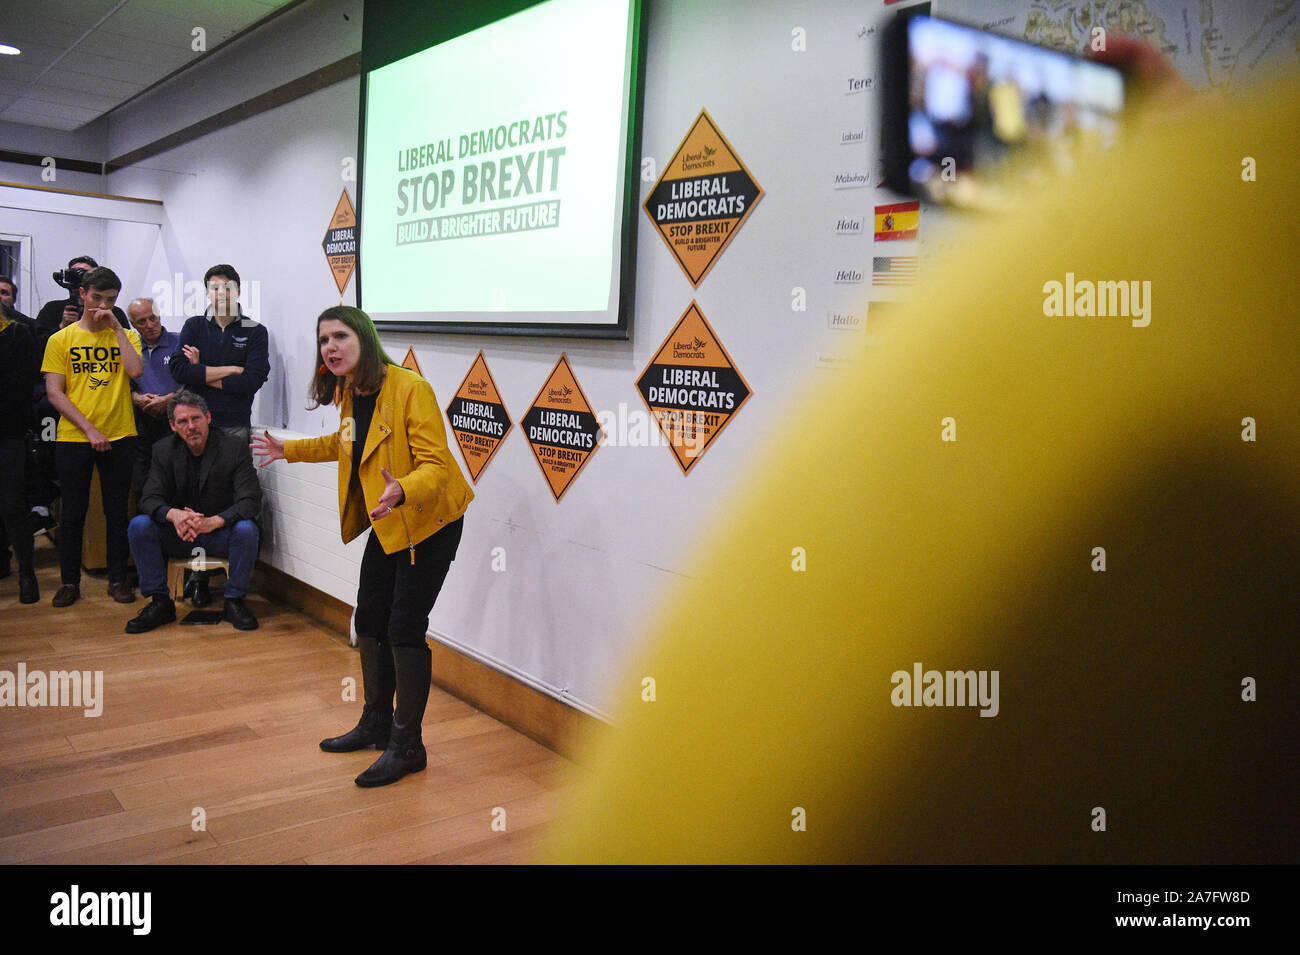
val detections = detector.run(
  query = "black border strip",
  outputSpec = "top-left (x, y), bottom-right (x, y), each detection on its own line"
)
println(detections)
top-left (0, 149), bottom-right (102, 176)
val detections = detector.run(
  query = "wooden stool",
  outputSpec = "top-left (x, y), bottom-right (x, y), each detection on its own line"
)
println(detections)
top-left (166, 556), bottom-right (231, 600)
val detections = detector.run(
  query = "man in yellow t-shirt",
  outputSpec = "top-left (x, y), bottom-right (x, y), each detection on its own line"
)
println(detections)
top-left (41, 266), bottom-right (144, 607)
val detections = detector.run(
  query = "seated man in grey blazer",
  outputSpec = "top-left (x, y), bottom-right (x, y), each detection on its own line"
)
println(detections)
top-left (126, 390), bottom-right (262, 632)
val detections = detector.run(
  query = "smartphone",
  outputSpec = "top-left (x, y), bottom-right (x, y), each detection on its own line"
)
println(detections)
top-left (881, 13), bottom-right (1125, 208)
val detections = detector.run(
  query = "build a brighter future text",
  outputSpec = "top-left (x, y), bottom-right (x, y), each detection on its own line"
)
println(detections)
top-left (393, 110), bottom-right (568, 246)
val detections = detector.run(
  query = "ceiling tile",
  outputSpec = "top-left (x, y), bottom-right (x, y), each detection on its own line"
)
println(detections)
top-left (0, 0), bottom-right (298, 131)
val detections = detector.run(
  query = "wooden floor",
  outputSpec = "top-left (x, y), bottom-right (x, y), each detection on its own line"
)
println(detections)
top-left (0, 539), bottom-right (577, 864)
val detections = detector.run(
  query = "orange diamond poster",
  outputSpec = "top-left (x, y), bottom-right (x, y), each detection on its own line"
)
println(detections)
top-left (636, 302), bottom-right (752, 474)
top-left (446, 351), bottom-right (512, 483)
top-left (645, 109), bottom-right (763, 287)
top-left (322, 189), bottom-right (357, 294)
top-left (521, 355), bottom-right (604, 501)
top-left (400, 346), bottom-right (424, 376)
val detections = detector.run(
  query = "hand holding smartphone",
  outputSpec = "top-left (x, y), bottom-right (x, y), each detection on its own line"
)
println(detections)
top-left (881, 14), bottom-right (1126, 209)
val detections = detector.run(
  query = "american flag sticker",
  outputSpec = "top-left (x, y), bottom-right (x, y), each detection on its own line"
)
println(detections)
top-left (872, 256), bottom-right (918, 286)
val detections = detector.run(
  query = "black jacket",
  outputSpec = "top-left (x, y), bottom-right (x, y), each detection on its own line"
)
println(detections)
top-left (0, 317), bottom-right (35, 438)
top-left (2, 302), bottom-right (35, 329)
top-left (36, 298), bottom-right (128, 337)
top-left (139, 429), bottom-right (262, 528)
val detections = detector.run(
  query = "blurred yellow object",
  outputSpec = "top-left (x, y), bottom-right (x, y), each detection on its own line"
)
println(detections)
top-left (990, 80), bottom-right (1026, 142)
top-left (544, 78), bottom-right (1299, 864)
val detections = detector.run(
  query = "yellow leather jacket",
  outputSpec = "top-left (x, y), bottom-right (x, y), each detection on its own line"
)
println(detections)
top-left (284, 363), bottom-right (473, 558)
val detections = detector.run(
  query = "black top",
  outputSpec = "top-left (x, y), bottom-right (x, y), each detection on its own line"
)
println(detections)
top-left (140, 430), bottom-right (263, 529)
top-left (351, 390), bottom-right (377, 490)
top-left (183, 451), bottom-right (202, 510)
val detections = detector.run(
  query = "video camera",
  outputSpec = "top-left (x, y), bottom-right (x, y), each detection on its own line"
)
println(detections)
top-left (53, 266), bottom-right (90, 301)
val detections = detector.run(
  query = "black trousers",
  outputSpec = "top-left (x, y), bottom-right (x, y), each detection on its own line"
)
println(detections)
top-left (31, 399), bottom-right (59, 509)
top-left (55, 437), bottom-right (137, 587)
top-left (0, 436), bottom-right (34, 573)
top-left (354, 517), bottom-right (463, 649)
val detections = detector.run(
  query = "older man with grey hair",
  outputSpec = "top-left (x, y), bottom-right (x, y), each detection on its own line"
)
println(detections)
top-left (127, 296), bottom-right (181, 500)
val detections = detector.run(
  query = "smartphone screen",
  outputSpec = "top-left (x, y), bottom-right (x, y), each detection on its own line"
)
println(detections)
top-left (883, 15), bottom-right (1125, 208)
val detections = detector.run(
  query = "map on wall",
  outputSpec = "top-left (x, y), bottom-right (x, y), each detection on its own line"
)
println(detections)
top-left (938, 0), bottom-right (1300, 92)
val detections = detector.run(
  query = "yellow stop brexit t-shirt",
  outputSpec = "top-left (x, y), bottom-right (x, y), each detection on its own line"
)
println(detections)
top-left (41, 323), bottom-right (142, 443)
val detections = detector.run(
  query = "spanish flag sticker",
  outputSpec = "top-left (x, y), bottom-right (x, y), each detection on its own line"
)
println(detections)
top-left (874, 201), bottom-right (919, 241)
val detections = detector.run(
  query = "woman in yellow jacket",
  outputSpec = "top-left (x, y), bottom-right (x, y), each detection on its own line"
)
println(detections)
top-left (252, 306), bottom-right (473, 787)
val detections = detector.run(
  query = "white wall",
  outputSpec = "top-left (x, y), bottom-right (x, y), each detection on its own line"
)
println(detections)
top-left (25, 0), bottom-right (912, 720)
top-left (0, 117), bottom-right (114, 315)
top-left (0, 205), bottom-right (103, 317)
top-left (104, 76), bottom-right (359, 433)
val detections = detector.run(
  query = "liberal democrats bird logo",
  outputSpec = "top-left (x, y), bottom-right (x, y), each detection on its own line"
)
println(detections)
top-left (88, 376), bottom-right (110, 390)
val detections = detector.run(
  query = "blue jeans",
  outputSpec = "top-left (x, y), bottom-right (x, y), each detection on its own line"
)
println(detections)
top-left (127, 514), bottom-right (259, 599)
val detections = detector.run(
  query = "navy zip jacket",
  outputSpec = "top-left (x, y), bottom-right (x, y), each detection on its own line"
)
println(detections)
top-left (168, 308), bottom-right (270, 429)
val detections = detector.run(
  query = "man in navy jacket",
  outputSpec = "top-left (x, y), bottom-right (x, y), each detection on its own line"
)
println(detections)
top-left (168, 263), bottom-right (269, 445)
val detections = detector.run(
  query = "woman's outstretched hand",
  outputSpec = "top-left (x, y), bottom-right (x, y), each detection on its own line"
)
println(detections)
top-left (251, 430), bottom-right (285, 468)
top-left (369, 467), bottom-right (406, 521)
